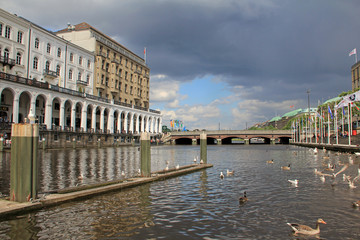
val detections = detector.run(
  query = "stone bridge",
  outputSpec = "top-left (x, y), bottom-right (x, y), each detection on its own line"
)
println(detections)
top-left (163, 130), bottom-right (292, 145)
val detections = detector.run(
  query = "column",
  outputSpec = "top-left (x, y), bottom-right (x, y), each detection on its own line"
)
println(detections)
top-left (71, 104), bottom-right (76, 131)
top-left (59, 101), bottom-right (65, 130)
top-left (12, 95), bottom-right (20, 123)
top-left (81, 104), bottom-right (87, 132)
top-left (92, 107), bottom-right (96, 132)
top-left (108, 109), bottom-right (114, 134)
top-left (140, 132), bottom-right (151, 177)
top-left (100, 108), bottom-right (104, 132)
top-left (45, 101), bottom-right (52, 129)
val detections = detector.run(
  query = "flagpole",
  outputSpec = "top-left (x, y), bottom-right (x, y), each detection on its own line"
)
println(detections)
top-left (335, 106), bottom-right (338, 144)
top-left (348, 104), bottom-right (351, 145)
top-left (315, 114), bottom-right (318, 143)
top-left (327, 107), bottom-right (330, 144)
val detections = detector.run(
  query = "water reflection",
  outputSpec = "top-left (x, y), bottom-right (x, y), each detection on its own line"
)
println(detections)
top-left (0, 145), bottom-right (360, 239)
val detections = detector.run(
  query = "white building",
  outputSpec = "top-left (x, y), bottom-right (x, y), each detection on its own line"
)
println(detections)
top-left (0, 8), bottom-right (95, 94)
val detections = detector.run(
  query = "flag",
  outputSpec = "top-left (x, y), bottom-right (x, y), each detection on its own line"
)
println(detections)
top-left (290, 105), bottom-right (294, 108)
top-left (328, 105), bottom-right (333, 119)
top-left (351, 102), bottom-right (360, 110)
top-left (349, 48), bottom-right (357, 56)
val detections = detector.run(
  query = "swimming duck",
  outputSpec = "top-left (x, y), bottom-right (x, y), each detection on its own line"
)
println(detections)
top-left (281, 164), bottom-right (291, 170)
top-left (288, 179), bottom-right (299, 186)
top-left (239, 191), bottom-right (248, 204)
top-left (287, 218), bottom-right (326, 236)
top-left (227, 169), bottom-right (234, 176)
top-left (220, 172), bottom-right (224, 179)
top-left (352, 200), bottom-right (360, 208)
top-left (266, 159), bottom-right (274, 164)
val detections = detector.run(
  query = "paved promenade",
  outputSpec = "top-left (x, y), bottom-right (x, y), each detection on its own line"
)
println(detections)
top-left (0, 163), bottom-right (212, 218)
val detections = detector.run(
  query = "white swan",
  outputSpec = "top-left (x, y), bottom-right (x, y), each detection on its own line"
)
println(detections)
top-left (288, 179), bottom-right (299, 186)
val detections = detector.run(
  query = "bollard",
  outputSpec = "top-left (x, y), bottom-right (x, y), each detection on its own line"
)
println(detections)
top-left (42, 138), bottom-right (46, 150)
top-left (97, 138), bottom-right (101, 148)
top-left (200, 132), bottom-right (207, 164)
top-left (10, 123), bottom-right (39, 202)
top-left (0, 137), bottom-right (3, 152)
top-left (72, 137), bottom-right (76, 149)
top-left (140, 132), bottom-right (151, 177)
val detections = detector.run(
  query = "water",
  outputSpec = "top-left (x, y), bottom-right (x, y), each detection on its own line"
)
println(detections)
top-left (1, 145), bottom-right (360, 239)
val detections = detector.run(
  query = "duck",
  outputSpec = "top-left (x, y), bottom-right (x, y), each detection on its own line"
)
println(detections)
top-left (220, 172), bottom-right (224, 179)
top-left (239, 191), bottom-right (248, 204)
top-left (281, 164), bottom-right (291, 170)
top-left (227, 169), bottom-right (234, 176)
top-left (288, 179), bottom-right (299, 186)
top-left (193, 157), bottom-right (197, 164)
top-left (266, 159), bottom-right (274, 164)
top-left (287, 218), bottom-right (326, 236)
top-left (352, 200), bottom-right (360, 208)
top-left (176, 164), bottom-right (180, 170)
top-left (200, 159), bottom-right (204, 164)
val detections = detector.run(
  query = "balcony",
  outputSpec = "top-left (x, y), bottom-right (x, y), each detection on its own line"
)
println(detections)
top-left (0, 56), bottom-right (16, 69)
top-left (43, 69), bottom-right (58, 79)
top-left (77, 80), bottom-right (89, 86)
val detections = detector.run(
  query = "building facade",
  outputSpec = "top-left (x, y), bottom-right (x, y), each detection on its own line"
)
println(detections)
top-left (351, 61), bottom-right (360, 91)
top-left (56, 23), bottom-right (150, 109)
top-left (0, 8), bottom-right (162, 138)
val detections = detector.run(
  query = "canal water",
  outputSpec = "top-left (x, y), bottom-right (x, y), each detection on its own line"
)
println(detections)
top-left (0, 145), bottom-right (360, 239)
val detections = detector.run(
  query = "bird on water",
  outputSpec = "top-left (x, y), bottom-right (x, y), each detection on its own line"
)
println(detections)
top-left (239, 191), bottom-right (248, 204)
top-left (287, 218), bottom-right (326, 236)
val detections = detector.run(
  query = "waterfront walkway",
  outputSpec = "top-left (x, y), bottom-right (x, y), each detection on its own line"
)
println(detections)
top-left (0, 163), bottom-right (212, 218)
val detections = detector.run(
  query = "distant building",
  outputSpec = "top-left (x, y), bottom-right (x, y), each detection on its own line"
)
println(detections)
top-left (351, 61), bottom-right (360, 91)
top-left (56, 23), bottom-right (150, 109)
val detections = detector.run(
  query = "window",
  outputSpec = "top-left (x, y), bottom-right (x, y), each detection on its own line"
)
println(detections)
top-left (70, 53), bottom-right (73, 62)
top-left (35, 38), bottom-right (39, 49)
top-left (16, 52), bottom-right (21, 65)
top-left (86, 74), bottom-right (90, 83)
top-left (87, 59), bottom-right (91, 68)
top-left (78, 72), bottom-right (82, 81)
top-left (57, 48), bottom-right (61, 57)
top-left (46, 43), bottom-right (51, 53)
top-left (4, 48), bottom-right (9, 59)
top-left (69, 69), bottom-right (73, 80)
top-left (107, 49), bottom-right (110, 57)
top-left (17, 31), bottom-right (23, 43)
top-left (0, 23), bottom-right (2, 36)
top-left (5, 26), bottom-right (10, 39)
top-left (33, 57), bottom-right (38, 69)
top-left (79, 56), bottom-right (82, 65)
top-left (45, 61), bottom-right (50, 71)
top-left (105, 77), bottom-right (109, 86)
top-left (56, 65), bottom-right (60, 76)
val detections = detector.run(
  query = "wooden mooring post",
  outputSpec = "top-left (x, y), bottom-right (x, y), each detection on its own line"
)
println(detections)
top-left (10, 123), bottom-right (39, 202)
top-left (200, 132), bottom-right (207, 164)
top-left (140, 132), bottom-right (151, 177)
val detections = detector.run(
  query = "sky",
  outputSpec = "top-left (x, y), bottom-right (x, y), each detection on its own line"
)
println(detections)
top-left (3, 0), bottom-right (360, 130)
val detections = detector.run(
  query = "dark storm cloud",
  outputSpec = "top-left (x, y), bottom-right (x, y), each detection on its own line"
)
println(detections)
top-left (4, 0), bottom-right (360, 105)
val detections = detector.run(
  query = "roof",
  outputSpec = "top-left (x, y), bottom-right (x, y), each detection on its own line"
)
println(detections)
top-left (282, 108), bottom-right (303, 118)
top-left (269, 116), bottom-right (282, 122)
top-left (323, 96), bottom-right (342, 105)
top-left (56, 22), bottom-right (144, 63)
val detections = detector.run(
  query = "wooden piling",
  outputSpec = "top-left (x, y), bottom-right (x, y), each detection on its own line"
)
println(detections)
top-left (10, 124), bottom-right (39, 202)
top-left (200, 132), bottom-right (207, 164)
top-left (140, 132), bottom-right (151, 177)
